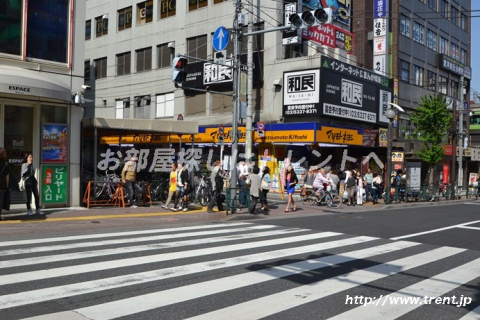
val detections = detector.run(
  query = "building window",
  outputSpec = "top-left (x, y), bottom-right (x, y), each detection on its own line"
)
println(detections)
top-left (160, 0), bottom-right (176, 18)
top-left (116, 98), bottom-right (130, 119)
top-left (187, 35), bottom-right (208, 60)
top-left (460, 48), bottom-right (467, 64)
top-left (85, 20), bottom-right (91, 40)
top-left (427, 71), bottom-right (436, 91)
top-left (94, 57), bottom-right (107, 79)
top-left (0, 0), bottom-right (21, 55)
top-left (440, 0), bottom-right (448, 18)
top-left (427, 0), bottom-right (436, 11)
top-left (461, 13), bottom-right (467, 30)
top-left (117, 52), bottom-right (131, 76)
top-left (189, 0), bottom-right (208, 11)
top-left (137, 1), bottom-right (153, 25)
top-left (118, 6), bottom-right (132, 31)
top-left (451, 42), bottom-right (459, 60)
top-left (156, 93), bottom-right (174, 118)
top-left (136, 47), bottom-right (152, 72)
top-left (439, 76), bottom-right (447, 95)
top-left (84, 60), bottom-right (90, 81)
top-left (426, 29), bottom-right (437, 51)
top-left (400, 59), bottom-right (410, 83)
top-left (134, 95), bottom-right (151, 119)
top-left (26, 0), bottom-right (69, 63)
top-left (95, 15), bottom-right (108, 37)
top-left (413, 65), bottom-right (424, 87)
top-left (400, 15), bottom-right (410, 37)
top-left (412, 21), bottom-right (424, 44)
top-left (439, 37), bottom-right (448, 55)
top-left (157, 44), bottom-right (171, 69)
top-left (450, 5), bottom-right (458, 26)
top-left (449, 80), bottom-right (458, 97)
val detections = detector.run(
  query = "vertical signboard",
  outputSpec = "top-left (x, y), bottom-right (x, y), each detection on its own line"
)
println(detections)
top-left (42, 123), bottom-right (68, 163)
top-left (373, 0), bottom-right (389, 76)
top-left (42, 165), bottom-right (67, 205)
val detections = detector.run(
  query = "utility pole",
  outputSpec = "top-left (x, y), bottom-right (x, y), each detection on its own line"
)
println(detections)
top-left (245, 0), bottom-right (253, 161)
top-left (230, 0), bottom-right (242, 212)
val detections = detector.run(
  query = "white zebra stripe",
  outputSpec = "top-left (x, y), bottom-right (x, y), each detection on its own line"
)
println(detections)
top-left (0, 222), bottom-right (252, 247)
top-left (186, 246), bottom-right (465, 320)
top-left (0, 227), bottom-right (305, 268)
top-left (330, 257), bottom-right (480, 319)
top-left (73, 241), bottom-right (420, 320)
top-left (459, 305), bottom-right (480, 319)
top-left (0, 224), bottom-right (276, 256)
top-left (0, 235), bottom-right (375, 310)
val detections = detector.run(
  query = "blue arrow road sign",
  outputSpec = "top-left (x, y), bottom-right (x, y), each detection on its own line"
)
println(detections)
top-left (213, 27), bottom-right (229, 51)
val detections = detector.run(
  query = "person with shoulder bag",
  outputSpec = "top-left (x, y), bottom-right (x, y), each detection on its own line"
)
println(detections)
top-left (172, 163), bottom-right (189, 212)
top-left (248, 166), bottom-right (261, 215)
top-left (0, 148), bottom-right (9, 220)
top-left (260, 166), bottom-right (271, 211)
top-left (22, 153), bottom-right (42, 216)
top-left (371, 171), bottom-right (383, 205)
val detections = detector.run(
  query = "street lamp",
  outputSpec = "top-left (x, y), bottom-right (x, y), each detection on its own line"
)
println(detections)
top-left (385, 107), bottom-right (396, 204)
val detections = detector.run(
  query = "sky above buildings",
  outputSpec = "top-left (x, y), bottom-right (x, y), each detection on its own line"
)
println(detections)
top-left (471, 2), bottom-right (479, 99)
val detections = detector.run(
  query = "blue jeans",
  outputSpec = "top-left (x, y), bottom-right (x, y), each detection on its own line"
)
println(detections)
top-left (372, 188), bottom-right (379, 203)
top-left (365, 183), bottom-right (373, 201)
top-left (238, 179), bottom-right (246, 205)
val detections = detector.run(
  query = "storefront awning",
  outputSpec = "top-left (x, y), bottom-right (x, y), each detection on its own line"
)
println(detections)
top-left (0, 66), bottom-right (72, 102)
top-left (83, 117), bottom-right (199, 135)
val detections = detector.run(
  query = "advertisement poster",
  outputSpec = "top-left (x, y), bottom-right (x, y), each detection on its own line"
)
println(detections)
top-left (42, 123), bottom-right (68, 163)
top-left (42, 165), bottom-right (67, 205)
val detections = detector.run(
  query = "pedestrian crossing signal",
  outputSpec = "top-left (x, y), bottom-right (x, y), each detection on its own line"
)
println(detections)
top-left (172, 57), bottom-right (188, 84)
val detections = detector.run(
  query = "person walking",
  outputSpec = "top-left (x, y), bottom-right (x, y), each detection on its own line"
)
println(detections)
top-left (371, 171), bottom-right (383, 204)
top-left (0, 148), bottom-right (9, 221)
top-left (237, 160), bottom-right (249, 206)
top-left (260, 166), bottom-right (271, 211)
top-left (172, 163), bottom-right (189, 212)
top-left (345, 170), bottom-right (356, 206)
top-left (207, 158), bottom-right (224, 213)
top-left (364, 168), bottom-right (373, 202)
top-left (249, 166), bottom-right (261, 215)
top-left (284, 165), bottom-right (298, 212)
top-left (330, 169), bottom-right (340, 193)
top-left (121, 156), bottom-right (142, 208)
top-left (21, 153), bottom-right (42, 216)
top-left (162, 163), bottom-right (177, 210)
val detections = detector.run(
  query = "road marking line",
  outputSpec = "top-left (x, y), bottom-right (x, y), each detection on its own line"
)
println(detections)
top-left (0, 232), bottom-right (344, 286)
top-left (391, 220), bottom-right (480, 240)
top-left (460, 305), bottom-right (480, 319)
top-left (457, 226), bottom-right (480, 231)
top-left (187, 247), bottom-right (465, 320)
top-left (0, 234), bottom-right (372, 310)
top-left (1, 228), bottom-right (305, 268)
top-left (73, 241), bottom-right (419, 320)
top-left (0, 222), bottom-right (251, 247)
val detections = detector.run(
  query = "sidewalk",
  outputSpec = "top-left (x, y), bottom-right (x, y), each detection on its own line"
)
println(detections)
top-left (0, 192), bottom-right (467, 225)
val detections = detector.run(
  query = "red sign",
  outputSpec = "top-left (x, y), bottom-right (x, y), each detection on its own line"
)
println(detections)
top-left (177, 114), bottom-right (184, 121)
top-left (258, 122), bottom-right (265, 130)
top-left (301, 24), bottom-right (354, 55)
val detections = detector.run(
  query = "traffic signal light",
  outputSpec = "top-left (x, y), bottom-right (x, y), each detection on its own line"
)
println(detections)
top-left (172, 57), bottom-right (188, 84)
top-left (289, 8), bottom-right (333, 29)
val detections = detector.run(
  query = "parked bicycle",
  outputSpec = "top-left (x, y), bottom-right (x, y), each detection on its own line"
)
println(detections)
top-left (466, 184), bottom-right (480, 200)
top-left (301, 184), bottom-right (342, 208)
top-left (149, 178), bottom-right (169, 202)
top-left (192, 174), bottom-right (212, 207)
top-left (94, 170), bottom-right (127, 201)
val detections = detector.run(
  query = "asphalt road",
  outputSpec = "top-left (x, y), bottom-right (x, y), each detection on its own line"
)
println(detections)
top-left (0, 202), bottom-right (479, 319)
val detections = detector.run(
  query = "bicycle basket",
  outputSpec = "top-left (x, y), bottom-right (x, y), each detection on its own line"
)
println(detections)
top-left (326, 185), bottom-right (332, 192)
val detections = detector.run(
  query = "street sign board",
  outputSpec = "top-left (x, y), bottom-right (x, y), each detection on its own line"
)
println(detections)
top-left (214, 50), bottom-right (227, 65)
top-left (257, 121), bottom-right (265, 130)
top-left (213, 27), bottom-right (229, 51)
top-left (218, 125), bottom-right (224, 135)
top-left (177, 114), bottom-right (184, 121)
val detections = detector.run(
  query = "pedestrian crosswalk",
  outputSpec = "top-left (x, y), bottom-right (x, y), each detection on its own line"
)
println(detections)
top-left (0, 222), bottom-right (478, 320)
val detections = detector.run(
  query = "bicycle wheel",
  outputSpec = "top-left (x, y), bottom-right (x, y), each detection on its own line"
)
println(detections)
top-left (327, 193), bottom-right (342, 208)
top-left (200, 188), bottom-right (210, 206)
top-left (160, 187), bottom-right (169, 202)
top-left (94, 183), bottom-right (106, 199)
top-left (302, 189), bottom-right (316, 205)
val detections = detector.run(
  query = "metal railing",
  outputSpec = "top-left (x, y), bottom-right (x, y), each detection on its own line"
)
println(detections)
top-left (225, 187), bottom-right (250, 215)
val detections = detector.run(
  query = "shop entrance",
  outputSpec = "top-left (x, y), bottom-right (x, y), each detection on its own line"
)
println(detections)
top-left (4, 105), bottom-right (34, 203)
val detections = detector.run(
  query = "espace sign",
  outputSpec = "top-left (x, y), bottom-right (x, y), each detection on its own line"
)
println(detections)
top-left (282, 69), bottom-right (320, 117)
top-left (320, 56), bottom-right (392, 125)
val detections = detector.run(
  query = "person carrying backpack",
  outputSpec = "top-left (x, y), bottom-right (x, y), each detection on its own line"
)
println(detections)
top-left (207, 158), bottom-right (224, 213)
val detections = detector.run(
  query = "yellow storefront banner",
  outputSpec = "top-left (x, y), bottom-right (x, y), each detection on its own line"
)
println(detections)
top-left (101, 127), bottom-right (316, 144)
top-left (316, 126), bottom-right (363, 145)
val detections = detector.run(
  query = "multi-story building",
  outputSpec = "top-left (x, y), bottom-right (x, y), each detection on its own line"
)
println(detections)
top-left (84, 0), bottom-right (471, 186)
top-left (0, 0), bottom-right (86, 207)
